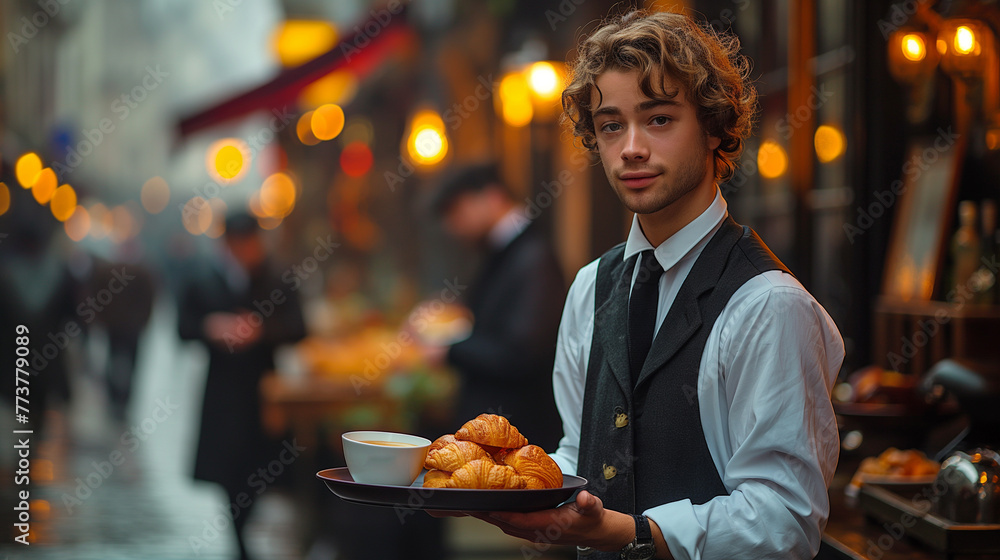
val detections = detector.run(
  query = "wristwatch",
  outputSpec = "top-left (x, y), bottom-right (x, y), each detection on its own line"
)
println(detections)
top-left (620, 514), bottom-right (656, 560)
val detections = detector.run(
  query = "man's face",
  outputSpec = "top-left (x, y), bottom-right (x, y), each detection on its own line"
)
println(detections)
top-left (442, 190), bottom-right (494, 245)
top-left (225, 233), bottom-right (265, 271)
top-left (591, 69), bottom-right (720, 216)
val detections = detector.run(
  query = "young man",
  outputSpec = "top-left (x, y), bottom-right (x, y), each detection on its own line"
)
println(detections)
top-left (477, 10), bottom-right (844, 560)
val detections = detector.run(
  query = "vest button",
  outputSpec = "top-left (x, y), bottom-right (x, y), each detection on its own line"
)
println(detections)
top-left (614, 413), bottom-right (628, 428)
top-left (602, 464), bottom-right (617, 480)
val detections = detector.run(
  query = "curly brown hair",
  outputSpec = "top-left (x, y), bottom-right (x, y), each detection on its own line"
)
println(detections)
top-left (562, 10), bottom-right (756, 182)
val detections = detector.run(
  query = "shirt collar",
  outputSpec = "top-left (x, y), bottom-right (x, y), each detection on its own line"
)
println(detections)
top-left (623, 187), bottom-right (728, 272)
top-left (488, 207), bottom-right (529, 249)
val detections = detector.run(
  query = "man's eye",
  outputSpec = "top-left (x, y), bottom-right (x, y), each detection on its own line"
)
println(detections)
top-left (600, 122), bottom-right (622, 133)
top-left (651, 116), bottom-right (672, 126)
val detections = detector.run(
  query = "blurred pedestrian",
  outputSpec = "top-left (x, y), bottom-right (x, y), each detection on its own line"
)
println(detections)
top-left (178, 212), bottom-right (306, 560)
top-left (427, 162), bottom-right (565, 450)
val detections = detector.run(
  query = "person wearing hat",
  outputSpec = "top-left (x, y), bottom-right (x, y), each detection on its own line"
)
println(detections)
top-left (426, 163), bottom-right (565, 450)
top-left (178, 212), bottom-right (306, 560)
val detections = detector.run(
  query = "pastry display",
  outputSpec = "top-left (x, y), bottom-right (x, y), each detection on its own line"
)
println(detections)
top-left (847, 447), bottom-right (940, 495)
top-left (422, 414), bottom-right (563, 490)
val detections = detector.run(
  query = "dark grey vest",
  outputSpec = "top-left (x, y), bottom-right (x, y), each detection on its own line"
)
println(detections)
top-left (577, 217), bottom-right (789, 558)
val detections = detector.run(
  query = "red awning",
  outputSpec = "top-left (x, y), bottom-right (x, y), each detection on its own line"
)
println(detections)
top-left (177, 16), bottom-right (416, 138)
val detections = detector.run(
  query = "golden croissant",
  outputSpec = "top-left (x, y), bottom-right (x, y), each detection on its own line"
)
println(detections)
top-left (425, 440), bottom-right (494, 472)
top-left (497, 445), bottom-right (563, 489)
top-left (447, 459), bottom-right (527, 489)
top-left (428, 434), bottom-right (459, 454)
top-left (455, 414), bottom-right (528, 449)
top-left (422, 469), bottom-right (452, 488)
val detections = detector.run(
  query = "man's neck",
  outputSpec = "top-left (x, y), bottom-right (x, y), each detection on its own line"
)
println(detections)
top-left (636, 180), bottom-right (717, 247)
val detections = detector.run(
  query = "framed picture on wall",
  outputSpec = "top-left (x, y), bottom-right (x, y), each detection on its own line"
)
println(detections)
top-left (881, 134), bottom-right (965, 301)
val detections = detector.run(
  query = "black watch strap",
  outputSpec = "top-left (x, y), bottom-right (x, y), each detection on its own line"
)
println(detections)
top-left (633, 514), bottom-right (653, 546)
top-left (620, 514), bottom-right (656, 560)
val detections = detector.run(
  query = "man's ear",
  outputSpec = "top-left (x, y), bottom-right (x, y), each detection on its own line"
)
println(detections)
top-left (707, 135), bottom-right (722, 151)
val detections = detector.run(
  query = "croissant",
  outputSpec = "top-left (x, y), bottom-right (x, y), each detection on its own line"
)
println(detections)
top-left (455, 414), bottom-right (528, 449)
top-left (428, 434), bottom-right (459, 454)
top-left (448, 459), bottom-right (527, 489)
top-left (497, 445), bottom-right (563, 489)
top-left (425, 440), bottom-right (494, 471)
top-left (422, 469), bottom-right (452, 488)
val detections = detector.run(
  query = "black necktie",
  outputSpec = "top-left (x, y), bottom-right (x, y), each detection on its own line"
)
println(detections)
top-left (628, 250), bottom-right (664, 387)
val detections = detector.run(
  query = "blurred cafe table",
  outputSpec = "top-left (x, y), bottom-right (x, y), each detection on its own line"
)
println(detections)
top-left (819, 465), bottom-right (999, 560)
top-left (261, 329), bottom-right (456, 451)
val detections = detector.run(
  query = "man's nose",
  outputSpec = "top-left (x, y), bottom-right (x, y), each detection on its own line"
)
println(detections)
top-left (620, 127), bottom-right (648, 161)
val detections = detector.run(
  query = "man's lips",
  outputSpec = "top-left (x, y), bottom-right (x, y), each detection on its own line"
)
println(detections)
top-left (619, 172), bottom-right (661, 189)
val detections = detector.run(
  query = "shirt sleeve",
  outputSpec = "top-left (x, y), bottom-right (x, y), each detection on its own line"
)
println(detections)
top-left (549, 259), bottom-right (598, 473)
top-left (645, 284), bottom-right (844, 560)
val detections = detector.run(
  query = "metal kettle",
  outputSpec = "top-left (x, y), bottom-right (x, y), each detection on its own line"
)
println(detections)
top-left (932, 448), bottom-right (1000, 523)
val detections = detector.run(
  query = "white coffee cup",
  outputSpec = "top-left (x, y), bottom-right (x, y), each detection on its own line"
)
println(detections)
top-left (342, 431), bottom-right (431, 486)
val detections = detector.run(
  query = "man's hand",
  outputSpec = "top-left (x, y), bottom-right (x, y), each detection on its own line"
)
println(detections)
top-left (203, 311), bottom-right (261, 351)
top-left (474, 491), bottom-right (634, 552)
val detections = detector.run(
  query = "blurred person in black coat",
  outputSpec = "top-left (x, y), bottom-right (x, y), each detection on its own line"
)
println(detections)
top-left (428, 163), bottom-right (566, 450)
top-left (178, 213), bottom-right (306, 560)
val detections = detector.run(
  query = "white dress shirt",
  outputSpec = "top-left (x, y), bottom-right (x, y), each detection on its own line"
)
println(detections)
top-left (550, 188), bottom-right (845, 560)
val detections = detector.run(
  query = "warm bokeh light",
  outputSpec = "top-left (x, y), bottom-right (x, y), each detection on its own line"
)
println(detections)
top-left (215, 145), bottom-right (244, 179)
top-left (987, 129), bottom-right (1000, 151)
top-left (16, 153), bottom-right (42, 188)
top-left (499, 72), bottom-right (533, 127)
top-left (405, 109), bottom-right (449, 167)
top-left (206, 139), bottom-right (249, 182)
top-left (30, 500), bottom-right (51, 521)
top-left (954, 25), bottom-right (975, 55)
top-left (31, 168), bottom-right (58, 204)
top-left (814, 125), bottom-right (846, 163)
top-left (757, 140), bottom-right (789, 179)
top-left (937, 38), bottom-right (947, 54)
top-left (527, 61), bottom-right (561, 101)
top-left (141, 176), bottom-right (170, 214)
top-left (64, 205), bottom-right (90, 241)
top-left (89, 203), bottom-right (112, 239)
top-left (311, 104), bottom-right (345, 141)
top-left (260, 173), bottom-right (296, 218)
top-left (340, 141), bottom-right (374, 177)
top-left (414, 129), bottom-right (444, 160)
top-left (271, 20), bottom-right (338, 67)
top-left (258, 216), bottom-right (283, 230)
top-left (50, 184), bottom-right (77, 221)
top-left (0, 182), bottom-right (9, 216)
top-left (34, 459), bottom-right (54, 482)
top-left (300, 70), bottom-right (358, 108)
top-left (901, 33), bottom-right (926, 62)
top-left (110, 205), bottom-right (139, 243)
top-left (248, 190), bottom-right (267, 218)
top-left (206, 198), bottom-right (228, 239)
top-left (297, 111), bottom-right (321, 146)
top-left (182, 197), bottom-right (212, 235)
